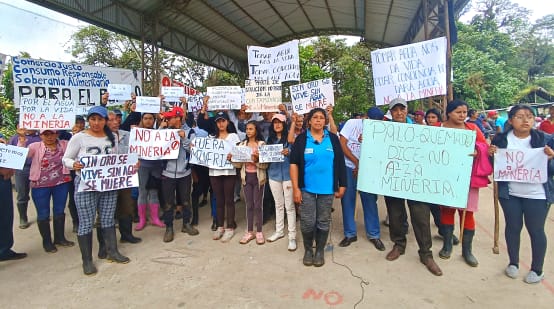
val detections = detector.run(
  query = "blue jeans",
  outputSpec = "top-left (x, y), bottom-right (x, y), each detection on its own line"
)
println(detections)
top-left (499, 196), bottom-right (550, 273)
top-left (31, 183), bottom-right (70, 221)
top-left (0, 177), bottom-right (15, 257)
top-left (341, 166), bottom-right (380, 239)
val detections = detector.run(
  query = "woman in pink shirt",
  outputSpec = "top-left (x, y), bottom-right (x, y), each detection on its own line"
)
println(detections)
top-left (27, 130), bottom-right (74, 253)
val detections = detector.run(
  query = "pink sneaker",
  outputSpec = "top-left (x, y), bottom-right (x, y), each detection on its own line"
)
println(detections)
top-left (239, 232), bottom-right (255, 244)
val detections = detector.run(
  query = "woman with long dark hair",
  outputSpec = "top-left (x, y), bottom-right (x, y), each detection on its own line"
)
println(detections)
top-left (490, 104), bottom-right (554, 284)
top-left (63, 106), bottom-right (130, 276)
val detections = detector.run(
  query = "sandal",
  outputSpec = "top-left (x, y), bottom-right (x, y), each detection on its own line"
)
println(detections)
top-left (239, 232), bottom-right (255, 244)
top-left (256, 232), bottom-right (265, 245)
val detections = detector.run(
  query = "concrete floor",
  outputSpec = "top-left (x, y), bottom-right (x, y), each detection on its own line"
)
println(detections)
top-left (0, 184), bottom-right (553, 308)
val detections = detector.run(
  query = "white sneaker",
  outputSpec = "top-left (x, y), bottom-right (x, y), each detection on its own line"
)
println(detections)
top-left (234, 196), bottom-right (240, 202)
top-left (524, 270), bottom-right (544, 284)
top-left (505, 265), bottom-right (519, 279)
top-left (288, 239), bottom-right (297, 251)
top-left (220, 229), bottom-right (235, 243)
top-left (213, 227), bottom-right (224, 240)
top-left (267, 232), bottom-right (285, 242)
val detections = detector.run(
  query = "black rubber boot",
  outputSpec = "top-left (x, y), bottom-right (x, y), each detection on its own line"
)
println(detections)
top-left (77, 233), bottom-right (97, 276)
top-left (118, 217), bottom-right (142, 244)
top-left (439, 224), bottom-right (454, 259)
top-left (302, 231), bottom-right (314, 266)
top-left (53, 214), bottom-right (75, 247)
top-left (17, 203), bottom-right (30, 229)
top-left (313, 229), bottom-right (329, 267)
top-left (96, 227), bottom-right (107, 259)
top-left (462, 229), bottom-right (478, 267)
top-left (102, 227), bottom-right (130, 264)
top-left (37, 219), bottom-right (57, 253)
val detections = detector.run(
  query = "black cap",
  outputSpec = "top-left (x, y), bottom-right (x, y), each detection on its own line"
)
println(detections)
top-left (214, 111), bottom-right (229, 121)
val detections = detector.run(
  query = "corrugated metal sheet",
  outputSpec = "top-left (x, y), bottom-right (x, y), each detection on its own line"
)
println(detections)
top-left (26, 0), bottom-right (469, 73)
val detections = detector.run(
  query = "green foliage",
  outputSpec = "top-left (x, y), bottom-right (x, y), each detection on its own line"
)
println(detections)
top-left (0, 95), bottom-right (17, 138)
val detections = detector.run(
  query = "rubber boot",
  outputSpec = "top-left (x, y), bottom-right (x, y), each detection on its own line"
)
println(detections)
top-left (17, 203), bottom-right (30, 229)
top-left (102, 227), bottom-right (130, 264)
top-left (37, 219), bottom-right (57, 253)
top-left (438, 224), bottom-right (454, 259)
top-left (96, 227), bottom-right (107, 259)
top-left (313, 229), bottom-right (329, 267)
top-left (191, 198), bottom-right (199, 226)
top-left (118, 217), bottom-right (142, 243)
top-left (462, 229), bottom-right (478, 267)
top-left (135, 204), bottom-right (147, 231)
top-left (149, 204), bottom-right (166, 227)
top-left (77, 233), bottom-right (97, 276)
top-left (53, 214), bottom-right (75, 247)
top-left (302, 231), bottom-right (314, 266)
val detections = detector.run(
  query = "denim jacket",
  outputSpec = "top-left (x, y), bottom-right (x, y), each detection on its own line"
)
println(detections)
top-left (266, 138), bottom-right (291, 182)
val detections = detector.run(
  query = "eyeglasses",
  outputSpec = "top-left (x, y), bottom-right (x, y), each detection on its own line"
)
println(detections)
top-left (512, 115), bottom-right (534, 121)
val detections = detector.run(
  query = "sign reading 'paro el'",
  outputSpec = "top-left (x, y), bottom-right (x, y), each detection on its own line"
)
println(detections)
top-left (357, 120), bottom-right (476, 208)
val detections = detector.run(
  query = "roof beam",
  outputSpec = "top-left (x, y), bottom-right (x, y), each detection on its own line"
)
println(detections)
top-left (296, 0), bottom-right (316, 32)
top-left (229, 0), bottom-right (277, 43)
top-left (382, 0), bottom-right (395, 42)
top-left (201, 1), bottom-right (263, 45)
top-left (324, 0), bottom-right (337, 33)
top-left (264, 0), bottom-right (297, 36)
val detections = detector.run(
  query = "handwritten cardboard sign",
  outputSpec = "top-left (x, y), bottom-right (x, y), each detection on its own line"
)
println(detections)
top-left (135, 96), bottom-right (161, 113)
top-left (259, 144), bottom-right (284, 163)
top-left (494, 148), bottom-right (547, 183)
top-left (245, 79), bottom-right (282, 112)
top-left (371, 37), bottom-right (447, 105)
top-left (189, 137), bottom-right (234, 169)
top-left (107, 83), bottom-right (132, 101)
top-left (0, 144), bottom-right (29, 170)
top-left (357, 120), bottom-right (476, 208)
top-left (290, 78), bottom-right (334, 115)
top-left (19, 98), bottom-right (75, 130)
top-left (206, 86), bottom-right (242, 110)
top-left (12, 56), bottom-right (142, 112)
top-left (161, 86), bottom-right (184, 102)
top-left (248, 40), bottom-right (300, 83)
top-left (187, 95), bottom-right (204, 113)
top-left (230, 145), bottom-right (253, 162)
top-left (77, 153), bottom-right (139, 192)
top-left (128, 128), bottom-right (181, 160)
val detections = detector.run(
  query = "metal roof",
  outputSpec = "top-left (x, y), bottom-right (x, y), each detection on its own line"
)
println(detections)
top-left (26, 0), bottom-right (469, 73)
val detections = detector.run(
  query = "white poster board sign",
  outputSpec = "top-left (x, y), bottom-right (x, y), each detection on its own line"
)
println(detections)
top-left (259, 144), bottom-right (284, 163)
top-left (494, 148), bottom-right (548, 183)
top-left (162, 86), bottom-right (185, 102)
top-left (248, 40), bottom-right (300, 83)
top-left (187, 95), bottom-right (204, 113)
top-left (290, 78), bottom-right (334, 115)
top-left (128, 128), bottom-right (181, 160)
top-left (371, 37), bottom-right (447, 105)
top-left (19, 98), bottom-right (75, 130)
top-left (230, 145), bottom-right (253, 162)
top-left (107, 84), bottom-right (132, 101)
top-left (206, 86), bottom-right (242, 110)
top-left (245, 79), bottom-right (282, 112)
top-left (12, 56), bottom-right (142, 113)
top-left (77, 153), bottom-right (139, 192)
top-left (189, 137), bottom-right (234, 169)
top-left (0, 144), bottom-right (29, 170)
top-left (135, 96), bottom-right (161, 113)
